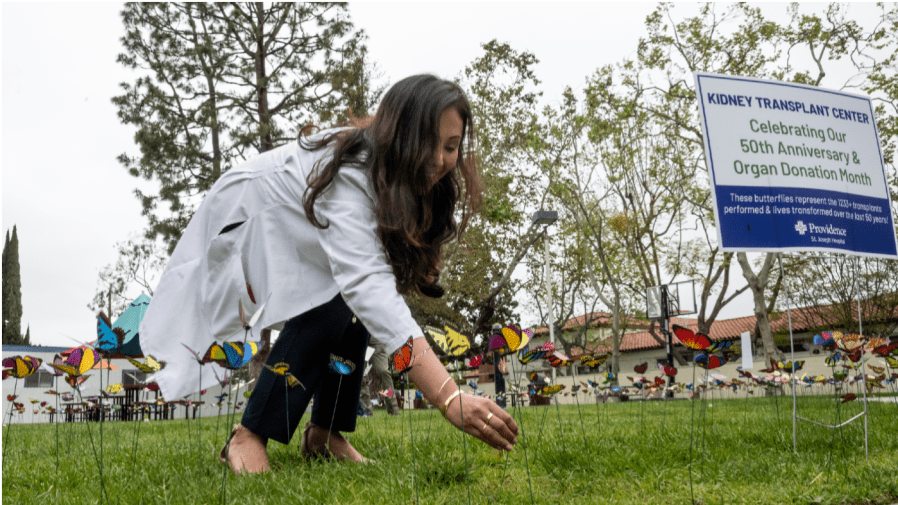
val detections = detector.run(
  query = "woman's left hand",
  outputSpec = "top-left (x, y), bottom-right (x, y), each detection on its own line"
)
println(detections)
top-left (443, 392), bottom-right (518, 451)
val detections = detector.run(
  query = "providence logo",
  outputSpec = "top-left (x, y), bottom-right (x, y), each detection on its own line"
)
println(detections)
top-left (794, 221), bottom-right (807, 235)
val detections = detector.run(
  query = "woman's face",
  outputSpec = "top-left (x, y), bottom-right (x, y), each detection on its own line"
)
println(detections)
top-left (428, 108), bottom-right (464, 189)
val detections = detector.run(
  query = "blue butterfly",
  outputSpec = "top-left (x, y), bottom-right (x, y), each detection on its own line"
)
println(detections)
top-left (328, 354), bottom-right (355, 375)
top-left (707, 340), bottom-right (733, 353)
top-left (468, 381), bottom-right (478, 390)
top-left (96, 312), bottom-right (127, 353)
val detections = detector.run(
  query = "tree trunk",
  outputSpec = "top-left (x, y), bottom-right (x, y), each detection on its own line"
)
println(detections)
top-left (737, 252), bottom-right (784, 363)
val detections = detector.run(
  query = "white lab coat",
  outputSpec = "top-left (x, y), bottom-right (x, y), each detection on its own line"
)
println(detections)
top-left (139, 131), bottom-right (422, 400)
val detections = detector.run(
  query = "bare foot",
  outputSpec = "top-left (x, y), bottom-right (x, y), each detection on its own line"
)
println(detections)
top-left (219, 424), bottom-right (270, 474)
top-left (301, 422), bottom-right (373, 463)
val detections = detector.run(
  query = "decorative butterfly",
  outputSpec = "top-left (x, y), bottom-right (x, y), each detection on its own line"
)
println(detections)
top-left (777, 360), bottom-right (805, 373)
top-left (832, 371), bottom-right (848, 381)
top-left (868, 364), bottom-right (885, 374)
top-left (239, 299), bottom-right (266, 332)
top-left (49, 348), bottom-right (98, 377)
top-left (601, 372), bottom-right (616, 383)
top-left (634, 362), bottom-right (648, 374)
top-left (825, 353), bottom-right (843, 367)
top-left (814, 332), bottom-right (836, 350)
top-left (695, 354), bottom-right (727, 370)
top-left (106, 383), bottom-right (123, 394)
top-left (144, 382), bottom-right (160, 392)
top-left (328, 354), bottom-right (356, 375)
top-left (841, 393), bottom-right (857, 403)
top-left (862, 336), bottom-right (884, 350)
top-left (836, 333), bottom-right (864, 352)
top-left (500, 325), bottom-right (531, 352)
top-left (2, 356), bottom-right (42, 379)
top-left (243, 390), bottom-right (252, 398)
top-left (392, 337), bottom-right (418, 374)
top-left (424, 325), bottom-right (472, 357)
top-left (660, 365), bottom-right (678, 377)
top-left (65, 375), bottom-right (90, 388)
top-left (885, 356), bottom-right (898, 368)
top-left (871, 342), bottom-right (898, 357)
top-left (673, 325), bottom-right (711, 350)
top-left (708, 340), bottom-right (733, 353)
top-left (488, 333), bottom-right (509, 354)
top-left (518, 347), bottom-right (550, 364)
top-left (6, 395), bottom-right (16, 401)
top-left (540, 384), bottom-right (565, 396)
top-left (262, 362), bottom-right (302, 388)
top-left (465, 355), bottom-right (483, 369)
top-left (203, 341), bottom-right (259, 369)
top-left (127, 355), bottom-right (167, 373)
top-left (378, 389), bottom-right (395, 398)
top-left (468, 380), bottom-right (478, 389)
top-left (95, 312), bottom-right (127, 353)
top-left (845, 349), bottom-right (863, 363)
top-left (547, 352), bottom-right (572, 368)
top-left (653, 376), bottom-right (666, 387)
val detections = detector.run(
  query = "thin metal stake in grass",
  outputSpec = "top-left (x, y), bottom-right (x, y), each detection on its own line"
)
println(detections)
top-left (54, 376), bottom-right (60, 472)
top-left (219, 391), bottom-right (235, 505)
top-left (688, 362), bottom-right (697, 505)
top-left (74, 387), bottom-right (109, 505)
top-left (405, 389), bottom-right (419, 504)
top-left (552, 395), bottom-right (566, 456)
top-left (3, 378), bottom-right (19, 464)
top-left (457, 388), bottom-right (472, 505)
top-left (502, 357), bottom-right (534, 505)
top-left (572, 387), bottom-right (589, 459)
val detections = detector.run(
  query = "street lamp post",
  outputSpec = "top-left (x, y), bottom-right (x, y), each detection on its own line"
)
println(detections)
top-left (532, 210), bottom-right (559, 382)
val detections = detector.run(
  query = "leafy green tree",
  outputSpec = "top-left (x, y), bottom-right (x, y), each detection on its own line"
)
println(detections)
top-left (2, 226), bottom-right (23, 345)
top-left (88, 235), bottom-right (166, 317)
top-left (114, 2), bottom-right (379, 251)
top-left (584, 3), bottom-right (897, 363)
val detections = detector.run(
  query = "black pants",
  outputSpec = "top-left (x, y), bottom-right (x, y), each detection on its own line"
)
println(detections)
top-left (241, 294), bottom-right (370, 445)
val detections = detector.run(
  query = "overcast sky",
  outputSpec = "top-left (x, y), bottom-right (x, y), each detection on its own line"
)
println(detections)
top-left (1, 2), bottom-right (889, 348)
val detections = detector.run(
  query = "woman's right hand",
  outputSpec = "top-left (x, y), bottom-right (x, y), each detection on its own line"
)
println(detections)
top-left (443, 391), bottom-right (518, 452)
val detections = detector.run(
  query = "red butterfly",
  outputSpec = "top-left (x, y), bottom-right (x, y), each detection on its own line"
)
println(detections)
top-left (673, 325), bottom-right (711, 351)
top-left (841, 393), bottom-right (857, 403)
top-left (871, 341), bottom-right (898, 356)
top-left (634, 362), bottom-right (648, 374)
top-left (393, 337), bottom-right (414, 373)
top-left (661, 365), bottom-right (678, 377)
top-left (653, 376), bottom-right (666, 386)
top-left (695, 354), bottom-right (727, 370)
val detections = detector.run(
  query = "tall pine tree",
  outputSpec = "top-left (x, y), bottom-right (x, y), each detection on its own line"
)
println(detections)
top-left (114, 2), bottom-right (381, 252)
top-left (2, 226), bottom-right (23, 345)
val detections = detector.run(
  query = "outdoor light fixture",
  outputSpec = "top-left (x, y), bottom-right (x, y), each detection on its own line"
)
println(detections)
top-left (531, 210), bottom-right (558, 226)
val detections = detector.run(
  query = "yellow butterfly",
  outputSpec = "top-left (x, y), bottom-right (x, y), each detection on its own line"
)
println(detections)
top-left (540, 385), bottom-right (565, 396)
top-left (127, 355), bottom-right (166, 373)
top-left (424, 325), bottom-right (472, 357)
top-left (886, 356), bottom-right (898, 368)
top-left (264, 362), bottom-right (305, 389)
top-left (500, 325), bottom-right (531, 352)
top-left (106, 383), bottom-right (123, 394)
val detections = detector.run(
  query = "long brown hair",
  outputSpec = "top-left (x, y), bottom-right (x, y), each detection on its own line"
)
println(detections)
top-left (302, 74), bottom-right (482, 298)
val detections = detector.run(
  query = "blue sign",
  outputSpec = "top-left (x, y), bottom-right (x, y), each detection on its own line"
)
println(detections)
top-left (695, 72), bottom-right (897, 258)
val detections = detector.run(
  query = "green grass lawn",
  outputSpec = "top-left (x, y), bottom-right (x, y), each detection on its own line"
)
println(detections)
top-left (2, 395), bottom-right (896, 505)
